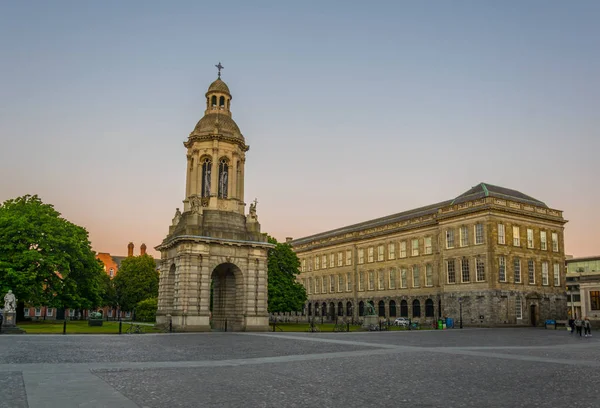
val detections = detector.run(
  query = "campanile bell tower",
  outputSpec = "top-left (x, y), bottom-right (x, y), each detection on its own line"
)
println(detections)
top-left (155, 64), bottom-right (272, 332)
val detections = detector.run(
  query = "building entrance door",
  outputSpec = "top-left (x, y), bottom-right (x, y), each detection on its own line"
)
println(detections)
top-left (530, 304), bottom-right (537, 326)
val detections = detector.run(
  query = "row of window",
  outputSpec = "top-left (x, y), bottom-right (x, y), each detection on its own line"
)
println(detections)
top-left (306, 299), bottom-right (435, 318)
top-left (22, 308), bottom-right (132, 318)
top-left (446, 224), bottom-right (559, 251)
top-left (447, 258), bottom-right (561, 286)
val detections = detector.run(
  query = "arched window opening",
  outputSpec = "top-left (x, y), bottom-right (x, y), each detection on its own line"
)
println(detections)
top-left (201, 158), bottom-right (212, 198)
top-left (389, 300), bottom-right (397, 317)
top-left (346, 302), bottom-right (352, 317)
top-left (219, 96), bottom-right (225, 107)
top-left (425, 299), bottom-right (434, 317)
top-left (337, 302), bottom-right (343, 316)
top-left (315, 303), bottom-right (320, 316)
top-left (218, 159), bottom-right (228, 198)
top-left (359, 301), bottom-right (365, 317)
top-left (412, 299), bottom-right (421, 318)
top-left (329, 302), bottom-right (335, 319)
top-left (378, 300), bottom-right (385, 317)
top-left (211, 95), bottom-right (217, 106)
top-left (308, 303), bottom-right (312, 316)
top-left (400, 300), bottom-right (408, 317)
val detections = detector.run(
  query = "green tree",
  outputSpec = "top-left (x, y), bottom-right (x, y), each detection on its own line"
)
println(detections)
top-left (113, 254), bottom-right (159, 312)
top-left (0, 195), bottom-right (105, 313)
top-left (136, 297), bottom-right (158, 322)
top-left (267, 236), bottom-right (307, 313)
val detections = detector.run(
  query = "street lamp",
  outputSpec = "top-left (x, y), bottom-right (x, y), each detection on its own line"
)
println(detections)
top-left (458, 297), bottom-right (463, 329)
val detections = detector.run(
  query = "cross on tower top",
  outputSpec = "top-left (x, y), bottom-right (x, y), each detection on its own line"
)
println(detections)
top-left (215, 62), bottom-right (224, 79)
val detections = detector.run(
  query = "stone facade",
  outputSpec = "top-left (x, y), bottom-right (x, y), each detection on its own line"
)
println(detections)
top-left (566, 256), bottom-right (600, 324)
top-left (291, 183), bottom-right (568, 327)
top-left (156, 74), bottom-right (272, 332)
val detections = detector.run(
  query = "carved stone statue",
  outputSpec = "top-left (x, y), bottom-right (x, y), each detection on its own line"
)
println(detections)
top-left (172, 208), bottom-right (182, 226)
top-left (364, 302), bottom-right (376, 316)
top-left (248, 198), bottom-right (258, 220)
top-left (4, 290), bottom-right (16, 313)
top-left (190, 196), bottom-right (202, 214)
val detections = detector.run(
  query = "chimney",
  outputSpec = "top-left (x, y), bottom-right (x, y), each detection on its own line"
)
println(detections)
top-left (127, 242), bottom-right (134, 257)
top-left (286, 237), bottom-right (293, 243)
top-left (140, 243), bottom-right (147, 256)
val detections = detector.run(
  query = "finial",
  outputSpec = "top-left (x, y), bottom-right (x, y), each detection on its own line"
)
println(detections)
top-left (215, 62), bottom-right (224, 79)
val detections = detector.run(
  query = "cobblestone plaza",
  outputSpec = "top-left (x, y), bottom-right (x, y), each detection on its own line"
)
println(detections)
top-left (1, 329), bottom-right (598, 407)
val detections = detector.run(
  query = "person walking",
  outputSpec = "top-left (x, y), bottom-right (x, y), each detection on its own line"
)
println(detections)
top-left (568, 316), bottom-right (575, 334)
top-left (583, 317), bottom-right (592, 337)
top-left (574, 316), bottom-right (583, 337)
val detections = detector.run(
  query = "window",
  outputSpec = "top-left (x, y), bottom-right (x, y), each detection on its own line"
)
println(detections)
top-left (424, 237), bottom-right (432, 255)
top-left (346, 272), bottom-right (352, 291)
top-left (528, 260), bottom-right (535, 284)
top-left (553, 263), bottom-right (560, 286)
top-left (330, 275), bottom-right (335, 292)
top-left (475, 223), bottom-right (484, 245)
top-left (447, 259), bottom-right (456, 283)
top-left (514, 258), bottom-right (521, 283)
top-left (513, 226), bottom-right (520, 246)
top-left (446, 229), bottom-right (455, 248)
top-left (499, 256), bottom-right (506, 282)
top-left (218, 158), bottom-right (228, 198)
top-left (460, 226), bottom-right (469, 247)
top-left (108, 309), bottom-right (113, 317)
top-left (552, 232), bottom-right (559, 252)
top-left (314, 277), bottom-right (319, 294)
top-left (412, 265), bottom-right (420, 288)
top-left (359, 272), bottom-right (364, 291)
top-left (388, 243), bottom-right (396, 260)
top-left (425, 264), bottom-right (433, 287)
top-left (109, 268), bottom-right (114, 277)
top-left (400, 300), bottom-right (408, 317)
top-left (527, 229), bottom-right (534, 248)
top-left (201, 157), bottom-right (212, 198)
top-left (542, 262), bottom-right (549, 285)
top-left (69, 309), bottom-right (75, 317)
top-left (35, 308), bottom-right (41, 317)
top-left (322, 255), bottom-right (327, 269)
top-left (389, 269), bottom-right (396, 289)
top-left (24, 308), bottom-right (30, 316)
top-left (368, 271), bottom-right (374, 290)
top-left (401, 268), bottom-right (407, 288)
top-left (498, 224), bottom-right (505, 244)
top-left (411, 239), bottom-right (419, 256)
top-left (378, 245), bottom-right (384, 261)
top-left (126, 311), bottom-right (131, 318)
top-left (590, 291), bottom-right (600, 310)
top-left (322, 276), bottom-right (326, 293)
top-left (301, 259), bottom-right (306, 272)
top-left (310, 278), bottom-right (314, 294)
top-left (346, 250), bottom-right (352, 266)
top-left (400, 241), bottom-right (407, 258)
top-left (461, 258), bottom-right (470, 283)
top-left (378, 271), bottom-right (385, 290)
top-left (46, 308), bottom-right (53, 317)
top-left (337, 252), bottom-right (343, 267)
top-left (368, 247), bottom-right (374, 263)
top-left (358, 249), bottom-right (364, 264)
top-left (412, 299), bottom-right (421, 317)
top-left (540, 231), bottom-right (547, 250)
top-left (425, 299), bottom-right (434, 317)
top-left (330, 254), bottom-right (335, 268)
top-left (315, 256), bottom-right (320, 270)
top-left (476, 258), bottom-right (485, 281)
top-left (515, 297), bottom-right (522, 319)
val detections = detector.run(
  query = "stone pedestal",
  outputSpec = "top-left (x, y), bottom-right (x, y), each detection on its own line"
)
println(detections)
top-left (1, 312), bottom-right (25, 334)
top-left (362, 315), bottom-right (379, 329)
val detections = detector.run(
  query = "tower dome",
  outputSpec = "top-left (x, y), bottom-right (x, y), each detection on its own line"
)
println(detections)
top-left (207, 78), bottom-right (231, 95)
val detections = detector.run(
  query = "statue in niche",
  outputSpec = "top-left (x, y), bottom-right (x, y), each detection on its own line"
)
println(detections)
top-left (190, 196), bottom-right (202, 214)
top-left (4, 290), bottom-right (16, 312)
top-left (172, 208), bottom-right (182, 226)
top-left (248, 198), bottom-right (258, 220)
top-left (203, 167), bottom-right (211, 197)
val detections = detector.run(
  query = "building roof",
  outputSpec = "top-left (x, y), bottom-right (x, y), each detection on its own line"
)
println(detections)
top-left (566, 255), bottom-right (600, 264)
top-left (193, 113), bottom-right (242, 136)
top-left (452, 182), bottom-right (547, 208)
top-left (207, 78), bottom-right (231, 95)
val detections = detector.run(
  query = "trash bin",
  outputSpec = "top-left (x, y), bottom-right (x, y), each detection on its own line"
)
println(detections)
top-left (437, 319), bottom-right (443, 330)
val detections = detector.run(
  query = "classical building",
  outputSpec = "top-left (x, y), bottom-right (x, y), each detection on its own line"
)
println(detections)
top-left (291, 183), bottom-right (568, 327)
top-left (155, 69), bottom-right (272, 332)
top-left (566, 256), bottom-right (600, 323)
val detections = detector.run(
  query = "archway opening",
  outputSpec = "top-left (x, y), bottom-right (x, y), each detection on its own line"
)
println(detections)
top-left (412, 299), bottom-right (421, 318)
top-left (389, 300), bottom-right (397, 317)
top-left (400, 300), bottom-right (408, 317)
top-left (210, 262), bottom-right (243, 331)
top-left (425, 299), bottom-right (434, 317)
top-left (378, 300), bottom-right (385, 317)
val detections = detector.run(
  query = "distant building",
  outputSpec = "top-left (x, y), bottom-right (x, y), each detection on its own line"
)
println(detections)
top-left (566, 256), bottom-right (600, 322)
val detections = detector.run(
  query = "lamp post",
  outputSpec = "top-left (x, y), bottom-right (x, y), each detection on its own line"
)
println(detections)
top-left (458, 297), bottom-right (463, 329)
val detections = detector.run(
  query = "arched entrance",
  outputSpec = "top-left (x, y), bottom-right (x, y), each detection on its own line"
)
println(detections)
top-left (211, 263), bottom-right (244, 331)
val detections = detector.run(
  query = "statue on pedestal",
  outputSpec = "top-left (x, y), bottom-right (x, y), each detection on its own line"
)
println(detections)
top-left (3, 290), bottom-right (16, 313)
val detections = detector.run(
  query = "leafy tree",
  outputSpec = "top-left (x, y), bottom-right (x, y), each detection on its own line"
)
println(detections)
top-left (267, 236), bottom-right (307, 313)
top-left (136, 297), bottom-right (158, 322)
top-left (113, 254), bottom-right (159, 312)
top-left (0, 195), bottom-right (105, 313)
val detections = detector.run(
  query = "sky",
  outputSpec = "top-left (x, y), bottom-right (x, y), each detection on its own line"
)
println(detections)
top-left (1, 1), bottom-right (599, 258)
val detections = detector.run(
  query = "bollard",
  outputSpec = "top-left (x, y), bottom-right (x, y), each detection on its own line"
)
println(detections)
top-left (119, 320), bottom-right (122, 335)
top-left (63, 320), bottom-right (67, 335)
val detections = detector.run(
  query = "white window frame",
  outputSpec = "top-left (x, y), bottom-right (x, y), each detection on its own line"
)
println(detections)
top-left (346, 272), bottom-right (352, 291)
top-left (108, 309), bottom-right (113, 317)
top-left (358, 249), bottom-right (364, 264)
top-left (368, 247), bottom-right (374, 263)
top-left (515, 297), bottom-right (523, 319)
top-left (322, 276), bottom-right (326, 293)
top-left (401, 268), bottom-right (407, 288)
top-left (425, 264), bottom-right (433, 287)
top-left (447, 259), bottom-right (456, 284)
top-left (553, 263), bottom-right (560, 286)
top-left (322, 255), bottom-right (327, 269)
top-left (542, 262), bottom-right (549, 286)
top-left (46, 308), bottom-right (53, 317)
top-left (514, 258), bottom-right (521, 283)
top-left (513, 226), bottom-right (520, 247)
top-left (475, 223), bottom-right (484, 245)
top-left (125, 311), bottom-right (131, 318)
top-left (412, 265), bottom-right (420, 288)
top-left (315, 256), bottom-right (320, 270)
top-left (109, 268), bottom-right (114, 277)
top-left (388, 243), bottom-right (396, 260)
top-left (424, 236), bottom-right (432, 255)
top-left (446, 229), bottom-right (455, 249)
top-left (35, 308), bottom-right (41, 317)
top-left (552, 232), bottom-right (559, 252)
top-left (330, 274), bottom-right (335, 292)
top-left (301, 259), bottom-right (306, 272)
top-left (460, 226), bottom-right (469, 247)
top-left (461, 258), bottom-right (470, 283)
top-left (346, 250), bottom-right (352, 266)
top-left (499, 256), bottom-right (506, 282)
top-left (498, 224), bottom-right (505, 245)
top-left (476, 257), bottom-right (485, 282)
top-left (359, 272), bottom-right (365, 291)
top-left (338, 274), bottom-right (343, 292)
top-left (400, 241), bottom-right (407, 258)
top-left (527, 229), bottom-right (534, 249)
top-left (368, 271), bottom-right (374, 290)
top-left (329, 254), bottom-right (335, 268)
top-left (377, 245), bottom-right (384, 262)
top-left (528, 259), bottom-right (535, 284)
top-left (389, 269), bottom-right (396, 289)
top-left (69, 309), bottom-right (75, 317)
top-left (411, 239), bottom-right (419, 256)
top-left (378, 270), bottom-right (385, 290)
top-left (540, 231), bottom-right (547, 250)
top-left (337, 252), bottom-right (343, 267)
top-left (24, 308), bottom-right (30, 316)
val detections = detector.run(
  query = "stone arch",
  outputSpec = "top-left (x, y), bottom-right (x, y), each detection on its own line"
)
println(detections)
top-left (308, 303), bottom-right (312, 316)
top-left (378, 300), bottom-right (385, 317)
top-left (389, 300), bottom-right (397, 317)
top-left (346, 301), bottom-right (353, 317)
top-left (425, 298), bottom-right (434, 317)
top-left (322, 302), bottom-right (327, 318)
top-left (359, 301), bottom-right (365, 317)
top-left (337, 302), bottom-right (343, 316)
top-left (412, 299), bottom-right (421, 318)
top-left (210, 262), bottom-right (244, 331)
top-left (400, 300), bottom-right (408, 317)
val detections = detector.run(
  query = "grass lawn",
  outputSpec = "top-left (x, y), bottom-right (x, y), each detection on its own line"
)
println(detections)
top-left (18, 320), bottom-right (164, 334)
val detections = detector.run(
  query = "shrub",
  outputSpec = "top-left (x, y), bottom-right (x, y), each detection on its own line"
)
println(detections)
top-left (136, 298), bottom-right (158, 322)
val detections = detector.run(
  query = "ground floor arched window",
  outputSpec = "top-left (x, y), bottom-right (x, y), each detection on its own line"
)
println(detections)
top-left (338, 302), bottom-right (344, 316)
top-left (425, 298), bottom-right (434, 317)
top-left (359, 301), bottom-right (365, 317)
top-left (400, 300), bottom-right (408, 317)
top-left (308, 303), bottom-right (312, 316)
top-left (346, 302), bottom-right (352, 316)
top-left (378, 300), bottom-right (385, 317)
top-left (322, 302), bottom-right (327, 317)
top-left (389, 300), bottom-right (397, 317)
top-left (412, 299), bottom-right (421, 317)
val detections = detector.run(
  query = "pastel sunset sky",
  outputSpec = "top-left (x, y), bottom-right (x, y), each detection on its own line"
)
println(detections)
top-left (1, 1), bottom-right (598, 258)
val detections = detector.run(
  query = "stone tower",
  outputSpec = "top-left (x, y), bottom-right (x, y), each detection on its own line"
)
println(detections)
top-left (155, 71), bottom-right (272, 332)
